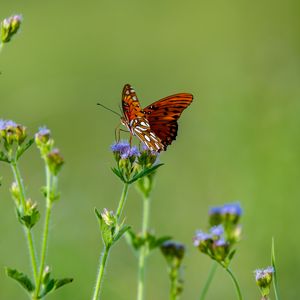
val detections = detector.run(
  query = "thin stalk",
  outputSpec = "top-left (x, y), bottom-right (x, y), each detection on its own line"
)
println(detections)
top-left (33, 166), bottom-right (52, 300)
top-left (91, 246), bottom-right (110, 300)
top-left (10, 162), bottom-right (38, 283)
top-left (271, 238), bottom-right (280, 300)
top-left (169, 267), bottom-right (179, 300)
top-left (116, 183), bottom-right (129, 220)
top-left (137, 196), bottom-right (150, 300)
top-left (225, 267), bottom-right (243, 300)
top-left (199, 261), bottom-right (218, 300)
top-left (92, 183), bottom-right (130, 300)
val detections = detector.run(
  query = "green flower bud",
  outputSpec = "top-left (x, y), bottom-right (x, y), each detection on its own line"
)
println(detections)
top-left (1, 15), bottom-right (22, 43)
top-left (101, 208), bottom-right (116, 227)
top-left (10, 181), bottom-right (21, 204)
top-left (254, 267), bottom-right (274, 297)
top-left (46, 148), bottom-right (64, 175)
top-left (161, 241), bottom-right (185, 268)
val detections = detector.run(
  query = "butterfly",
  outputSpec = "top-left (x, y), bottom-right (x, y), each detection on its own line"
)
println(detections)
top-left (120, 84), bottom-right (193, 152)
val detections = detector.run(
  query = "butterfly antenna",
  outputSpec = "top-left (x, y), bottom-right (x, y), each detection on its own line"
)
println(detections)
top-left (97, 102), bottom-right (122, 117)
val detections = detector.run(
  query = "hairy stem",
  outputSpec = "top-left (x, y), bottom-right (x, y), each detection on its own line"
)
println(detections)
top-left (33, 166), bottom-right (53, 299)
top-left (137, 196), bottom-right (150, 300)
top-left (92, 183), bottom-right (130, 300)
top-left (10, 162), bottom-right (38, 283)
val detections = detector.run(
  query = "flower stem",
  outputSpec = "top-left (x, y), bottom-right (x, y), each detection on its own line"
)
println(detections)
top-left (92, 183), bottom-right (130, 300)
top-left (116, 183), bottom-right (129, 220)
top-left (199, 261), bottom-right (218, 300)
top-left (33, 166), bottom-right (53, 300)
top-left (225, 267), bottom-right (243, 300)
top-left (92, 245), bottom-right (111, 300)
top-left (137, 196), bottom-right (150, 300)
top-left (169, 268), bottom-right (179, 300)
top-left (271, 238), bottom-right (280, 300)
top-left (10, 162), bottom-right (38, 283)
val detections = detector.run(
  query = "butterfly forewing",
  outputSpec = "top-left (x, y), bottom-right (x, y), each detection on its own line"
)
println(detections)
top-left (143, 93), bottom-right (193, 149)
top-left (122, 84), bottom-right (144, 122)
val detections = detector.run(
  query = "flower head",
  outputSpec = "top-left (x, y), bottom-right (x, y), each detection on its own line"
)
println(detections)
top-left (1, 14), bottom-right (22, 43)
top-left (111, 141), bottom-right (140, 160)
top-left (254, 266), bottom-right (275, 297)
top-left (161, 241), bottom-right (185, 263)
top-left (0, 119), bottom-right (27, 145)
top-left (210, 225), bottom-right (224, 237)
top-left (46, 148), bottom-right (64, 175)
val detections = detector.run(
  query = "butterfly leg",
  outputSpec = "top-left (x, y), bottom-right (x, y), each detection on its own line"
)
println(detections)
top-left (115, 123), bottom-right (121, 142)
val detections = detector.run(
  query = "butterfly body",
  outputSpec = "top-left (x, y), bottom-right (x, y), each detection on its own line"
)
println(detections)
top-left (121, 84), bottom-right (193, 152)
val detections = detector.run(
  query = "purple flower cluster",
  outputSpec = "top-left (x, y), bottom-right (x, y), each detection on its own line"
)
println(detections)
top-left (111, 141), bottom-right (140, 159)
top-left (0, 119), bottom-right (26, 145)
top-left (1, 14), bottom-right (22, 43)
top-left (209, 202), bottom-right (242, 217)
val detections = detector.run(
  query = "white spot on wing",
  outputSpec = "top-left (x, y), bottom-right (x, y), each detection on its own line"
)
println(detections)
top-left (144, 135), bottom-right (151, 142)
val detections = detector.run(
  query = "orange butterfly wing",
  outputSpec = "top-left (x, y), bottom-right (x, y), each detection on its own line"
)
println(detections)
top-left (143, 93), bottom-right (193, 149)
top-left (122, 84), bottom-right (144, 122)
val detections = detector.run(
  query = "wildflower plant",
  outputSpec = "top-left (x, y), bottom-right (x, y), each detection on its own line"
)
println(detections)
top-left (194, 203), bottom-right (243, 300)
top-left (0, 121), bottom-right (73, 299)
top-left (92, 141), bottom-right (164, 300)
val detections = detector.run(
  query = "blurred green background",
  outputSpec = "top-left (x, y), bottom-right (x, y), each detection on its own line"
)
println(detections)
top-left (1, 0), bottom-right (300, 299)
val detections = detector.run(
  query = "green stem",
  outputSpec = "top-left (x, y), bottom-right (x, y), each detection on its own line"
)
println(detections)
top-left (225, 267), bottom-right (243, 300)
top-left (92, 183), bottom-right (130, 300)
top-left (271, 238), bottom-right (280, 300)
top-left (137, 196), bottom-right (150, 300)
top-left (92, 246), bottom-right (111, 300)
top-left (116, 183), bottom-right (129, 220)
top-left (199, 261), bottom-right (218, 300)
top-left (33, 166), bottom-right (53, 300)
top-left (169, 267), bottom-right (179, 300)
top-left (10, 162), bottom-right (38, 283)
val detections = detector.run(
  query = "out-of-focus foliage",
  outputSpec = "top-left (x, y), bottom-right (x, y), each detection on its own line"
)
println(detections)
top-left (0, 0), bottom-right (299, 299)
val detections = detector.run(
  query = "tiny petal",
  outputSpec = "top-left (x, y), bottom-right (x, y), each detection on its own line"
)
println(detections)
top-left (210, 225), bottom-right (224, 237)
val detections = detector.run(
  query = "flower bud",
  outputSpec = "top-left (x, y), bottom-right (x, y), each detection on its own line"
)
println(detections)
top-left (35, 127), bottom-right (51, 145)
top-left (101, 208), bottom-right (116, 227)
top-left (254, 266), bottom-right (274, 297)
top-left (46, 148), bottom-right (64, 175)
top-left (10, 181), bottom-right (21, 203)
top-left (161, 241), bottom-right (185, 267)
top-left (1, 15), bottom-right (22, 43)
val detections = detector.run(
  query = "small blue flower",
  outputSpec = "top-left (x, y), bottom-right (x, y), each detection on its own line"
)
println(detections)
top-left (0, 119), bottom-right (6, 130)
top-left (209, 206), bottom-right (222, 215)
top-left (215, 238), bottom-right (228, 247)
top-left (255, 266), bottom-right (274, 281)
top-left (37, 126), bottom-right (51, 136)
top-left (193, 230), bottom-right (212, 247)
top-left (111, 141), bottom-right (140, 159)
top-left (210, 225), bottom-right (224, 237)
top-left (222, 203), bottom-right (242, 216)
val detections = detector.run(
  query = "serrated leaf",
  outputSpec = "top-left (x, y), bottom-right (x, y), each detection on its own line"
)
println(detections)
top-left (54, 277), bottom-right (74, 290)
top-left (114, 225), bottom-right (131, 243)
top-left (16, 138), bottom-right (34, 160)
top-left (6, 267), bottom-right (35, 292)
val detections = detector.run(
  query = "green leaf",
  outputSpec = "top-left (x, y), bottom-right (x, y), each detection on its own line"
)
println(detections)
top-left (111, 167), bottom-right (126, 182)
top-left (16, 138), bottom-right (34, 160)
top-left (0, 151), bottom-right (10, 163)
top-left (38, 278), bottom-right (55, 298)
top-left (126, 229), bottom-right (144, 251)
top-left (271, 237), bottom-right (280, 300)
top-left (227, 249), bottom-right (237, 262)
top-left (94, 208), bottom-right (102, 221)
top-left (128, 163), bottom-right (163, 184)
top-left (150, 235), bottom-right (172, 250)
top-left (5, 267), bottom-right (35, 292)
top-left (54, 277), bottom-right (74, 290)
top-left (114, 225), bottom-right (131, 243)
